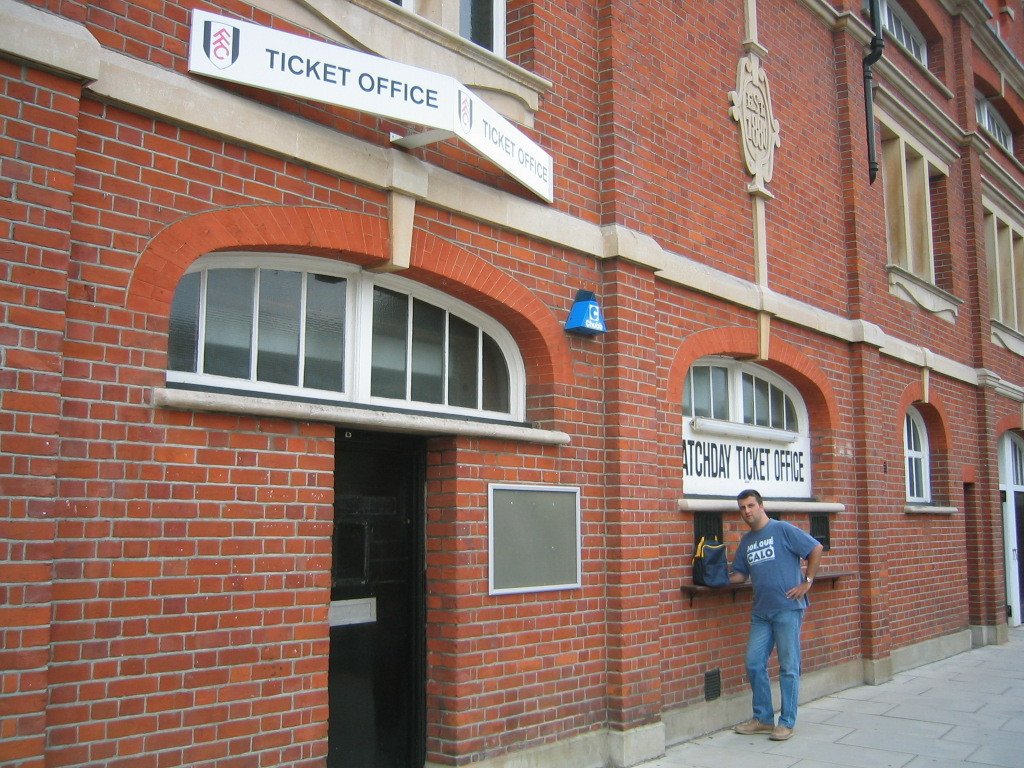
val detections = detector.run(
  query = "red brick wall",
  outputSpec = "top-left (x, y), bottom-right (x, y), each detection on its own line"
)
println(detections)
top-left (2, 0), bottom-right (1021, 766)
top-left (0, 58), bottom-right (84, 768)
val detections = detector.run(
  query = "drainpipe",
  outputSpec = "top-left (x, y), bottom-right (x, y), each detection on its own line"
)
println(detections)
top-left (863, 0), bottom-right (885, 183)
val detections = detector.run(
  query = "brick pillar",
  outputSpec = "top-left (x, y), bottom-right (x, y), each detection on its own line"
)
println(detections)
top-left (0, 58), bottom-right (84, 766)
top-left (600, 260), bottom-right (665, 763)
top-left (947, 13), bottom-right (1006, 644)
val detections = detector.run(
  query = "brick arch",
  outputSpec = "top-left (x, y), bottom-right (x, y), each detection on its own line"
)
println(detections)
top-left (896, 384), bottom-right (952, 454)
top-left (664, 326), bottom-right (840, 436)
top-left (995, 413), bottom-right (1024, 437)
top-left (126, 204), bottom-right (571, 392)
top-left (126, 205), bottom-right (390, 315)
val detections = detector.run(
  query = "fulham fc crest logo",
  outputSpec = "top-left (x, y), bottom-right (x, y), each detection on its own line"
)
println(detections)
top-left (458, 90), bottom-right (473, 132)
top-left (203, 20), bottom-right (241, 70)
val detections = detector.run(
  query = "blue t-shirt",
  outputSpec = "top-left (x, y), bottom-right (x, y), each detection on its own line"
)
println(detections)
top-left (732, 519), bottom-right (820, 613)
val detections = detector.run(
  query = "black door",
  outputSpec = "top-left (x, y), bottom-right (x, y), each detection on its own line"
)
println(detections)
top-left (329, 431), bottom-right (425, 768)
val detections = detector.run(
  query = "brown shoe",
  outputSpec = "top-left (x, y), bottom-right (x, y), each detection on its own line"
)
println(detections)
top-left (733, 718), bottom-right (775, 735)
top-left (769, 725), bottom-right (793, 741)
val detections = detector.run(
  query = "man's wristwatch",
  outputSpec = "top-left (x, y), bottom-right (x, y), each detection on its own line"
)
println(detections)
top-left (804, 575), bottom-right (814, 584)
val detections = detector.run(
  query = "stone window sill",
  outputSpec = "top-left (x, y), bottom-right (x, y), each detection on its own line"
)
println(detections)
top-left (887, 265), bottom-right (962, 323)
top-left (992, 321), bottom-right (1024, 357)
top-left (904, 504), bottom-right (957, 515)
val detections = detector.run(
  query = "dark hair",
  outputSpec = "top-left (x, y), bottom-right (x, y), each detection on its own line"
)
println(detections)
top-left (736, 488), bottom-right (763, 505)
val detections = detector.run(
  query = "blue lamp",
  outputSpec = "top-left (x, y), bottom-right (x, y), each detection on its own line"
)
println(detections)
top-left (565, 290), bottom-right (607, 335)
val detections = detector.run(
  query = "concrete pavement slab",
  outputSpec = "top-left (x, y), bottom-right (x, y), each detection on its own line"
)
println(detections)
top-left (633, 626), bottom-right (1024, 768)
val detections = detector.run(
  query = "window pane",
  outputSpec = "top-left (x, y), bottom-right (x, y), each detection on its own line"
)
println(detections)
top-left (908, 456), bottom-right (923, 498)
top-left (304, 274), bottom-right (346, 392)
top-left (462, 0), bottom-right (493, 49)
top-left (205, 268), bottom-right (254, 378)
top-left (411, 299), bottom-right (445, 404)
top-left (754, 377), bottom-right (770, 427)
top-left (257, 269), bottom-right (301, 386)
top-left (770, 385), bottom-right (785, 429)
top-left (168, 271), bottom-right (201, 372)
top-left (371, 287), bottom-right (409, 399)
top-left (448, 315), bottom-right (478, 408)
top-left (711, 366), bottom-right (729, 420)
top-left (784, 396), bottom-right (798, 432)
top-left (683, 370), bottom-right (693, 417)
top-left (905, 413), bottom-right (920, 451)
top-left (742, 373), bottom-right (755, 424)
top-left (692, 367), bottom-right (711, 419)
top-left (481, 332), bottom-right (510, 412)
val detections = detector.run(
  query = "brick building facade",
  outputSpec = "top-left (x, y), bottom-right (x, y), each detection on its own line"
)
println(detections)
top-left (1, 0), bottom-right (1022, 766)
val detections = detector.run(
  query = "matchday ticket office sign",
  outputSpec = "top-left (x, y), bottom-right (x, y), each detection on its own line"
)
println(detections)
top-left (683, 419), bottom-right (812, 498)
top-left (188, 10), bottom-right (554, 202)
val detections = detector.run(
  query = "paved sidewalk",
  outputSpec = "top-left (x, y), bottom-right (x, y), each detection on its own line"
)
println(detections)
top-left (639, 626), bottom-right (1024, 768)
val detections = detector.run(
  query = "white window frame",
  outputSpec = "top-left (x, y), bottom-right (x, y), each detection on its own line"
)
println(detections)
top-left (166, 252), bottom-right (526, 422)
top-left (683, 357), bottom-right (808, 441)
top-left (984, 196), bottom-right (1024, 351)
top-left (879, 0), bottom-right (927, 66)
top-left (999, 432), bottom-right (1024, 627)
top-left (976, 92), bottom-right (1014, 154)
top-left (682, 357), bottom-right (813, 497)
top-left (460, 0), bottom-right (506, 56)
top-left (904, 407), bottom-right (931, 503)
top-left (880, 123), bottom-right (946, 284)
top-left (391, 0), bottom-right (506, 56)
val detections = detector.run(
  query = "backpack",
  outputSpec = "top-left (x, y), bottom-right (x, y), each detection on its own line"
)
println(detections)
top-left (692, 537), bottom-right (729, 588)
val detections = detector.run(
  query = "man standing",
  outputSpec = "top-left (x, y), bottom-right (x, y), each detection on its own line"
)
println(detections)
top-left (730, 488), bottom-right (823, 741)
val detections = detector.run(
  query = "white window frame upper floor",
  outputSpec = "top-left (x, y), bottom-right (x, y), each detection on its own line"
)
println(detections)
top-left (983, 194), bottom-right (1024, 355)
top-left (389, 0), bottom-right (506, 56)
top-left (247, 0), bottom-right (548, 127)
top-left (904, 406), bottom-right (930, 503)
top-left (976, 91), bottom-right (1014, 155)
top-left (166, 252), bottom-right (527, 423)
top-left (878, 0), bottom-right (928, 66)
top-left (876, 102), bottom-right (962, 322)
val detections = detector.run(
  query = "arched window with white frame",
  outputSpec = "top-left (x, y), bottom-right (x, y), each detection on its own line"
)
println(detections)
top-left (166, 253), bottom-right (526, 422)
top-left (877, 0), bottom-right (927, 66)
top-left (904, 406), bottom-right (930, 502)
top-left (682, 358), bottom-right (812, 498)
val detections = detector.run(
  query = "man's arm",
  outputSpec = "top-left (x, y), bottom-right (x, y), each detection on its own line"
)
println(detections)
top-left (729, 569), bottom-right (748, 585)
top-left (785, 543), bottom-right (823, 599)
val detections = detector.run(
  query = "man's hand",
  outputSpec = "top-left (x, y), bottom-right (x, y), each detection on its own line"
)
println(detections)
top-left (786, 580), bottom-right (812, 600)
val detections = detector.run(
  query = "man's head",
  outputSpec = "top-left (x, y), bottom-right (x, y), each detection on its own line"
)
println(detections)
top-left (736, 488), bottom-right (769, 531)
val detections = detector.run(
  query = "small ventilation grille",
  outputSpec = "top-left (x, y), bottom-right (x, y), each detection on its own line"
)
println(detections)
top-left (694, 512), bottom-right (723, 547)
top-left (810, 513), bottom-right (831, 551)
top-left (704, 668), bottom-right (722, 701)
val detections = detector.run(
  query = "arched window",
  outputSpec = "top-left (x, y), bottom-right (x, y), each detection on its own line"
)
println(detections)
top-left (904, 406), bottom-right (930, 502)
top-left (684, 359), bottom-right (802, 433)
top-left (167, 253), bottom-right (525, 421)
top-left (682, 358), bottom-right (811, 497)
top-left (976, 92), bottom-right (1014, 154)
top-left (878, 0), bottom-right (927, 66)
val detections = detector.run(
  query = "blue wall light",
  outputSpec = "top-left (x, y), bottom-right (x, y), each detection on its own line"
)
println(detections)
top-left (565, 290), bottom-right (607, 335)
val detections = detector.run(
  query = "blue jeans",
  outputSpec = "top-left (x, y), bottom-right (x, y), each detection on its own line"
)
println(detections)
top-left (745, 609), bottom-right (804, 728)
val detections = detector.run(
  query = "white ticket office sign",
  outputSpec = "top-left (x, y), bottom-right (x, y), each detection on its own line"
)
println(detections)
top-left (188, 10), bottom-right (554, 202)
top-left (682, 423), bottom-right (812, 498)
